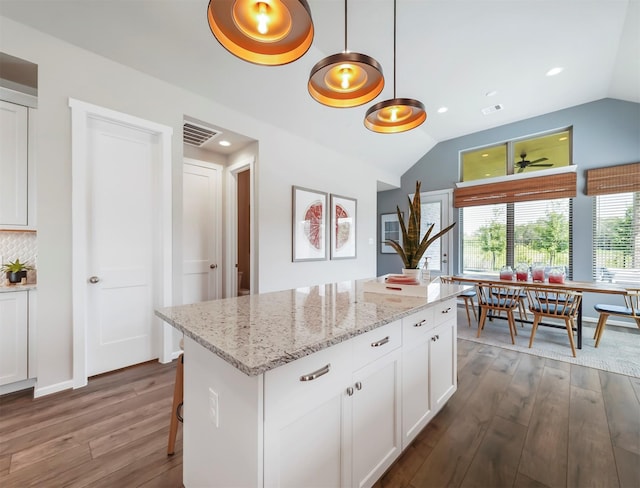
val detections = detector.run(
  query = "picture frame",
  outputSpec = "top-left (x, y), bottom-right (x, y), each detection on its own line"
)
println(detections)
top-left (380, 212), bottom-right (402, 253)
top-left (330, 194), bottom-right (357, 260)
top-left (292, 186), bottom-right (328, 262)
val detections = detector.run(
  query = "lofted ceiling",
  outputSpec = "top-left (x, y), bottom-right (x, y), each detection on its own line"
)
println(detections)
top-left (1, 0), bottom-right (638, 181)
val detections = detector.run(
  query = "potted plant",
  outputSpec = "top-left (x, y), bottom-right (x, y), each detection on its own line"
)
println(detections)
top-left (385, 181), bottom-right (456, 276)
top-left (1, 259), bottom-right (33, 284)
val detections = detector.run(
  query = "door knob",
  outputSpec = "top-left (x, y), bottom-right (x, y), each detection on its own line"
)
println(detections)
top-left (210, 264), bottom-right (217, 269)
top-left (89, 276), bottom-right (100, 284)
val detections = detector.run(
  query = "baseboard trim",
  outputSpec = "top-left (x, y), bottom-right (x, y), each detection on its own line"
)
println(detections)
top-left (34, 379), bottom-right (74, 398)
top-left (0, 378), bottom-right (36, 396)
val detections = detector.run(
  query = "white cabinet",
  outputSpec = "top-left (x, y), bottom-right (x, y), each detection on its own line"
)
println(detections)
top-left (264, 340), bottom-right (352, 488)
top-left (402, 299), bottom-right (457, 447)
top-left (264, 321), bottom-right (402, 488)
top-left (350, 342), bottom-right (401, 488)
top-left (0, 291), bottom-right (28, 386)
top-left (0, 99), bottom-right (35, 228)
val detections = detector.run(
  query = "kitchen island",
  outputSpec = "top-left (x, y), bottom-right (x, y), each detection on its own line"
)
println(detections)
top-left (156, 279), bottom-right (470, 488)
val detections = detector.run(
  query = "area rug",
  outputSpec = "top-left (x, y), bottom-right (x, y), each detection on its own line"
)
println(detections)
top-left (456, 308), bottom-right (640, 378)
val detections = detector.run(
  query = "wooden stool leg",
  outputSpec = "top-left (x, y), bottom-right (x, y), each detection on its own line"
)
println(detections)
top-left (167, 353), bottom-right (184, 456)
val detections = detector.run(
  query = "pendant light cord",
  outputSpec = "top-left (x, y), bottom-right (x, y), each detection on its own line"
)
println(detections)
top-left (344, 0), bottom-right (348, 52)
top-left (393, 0), bottom-right (397, 98)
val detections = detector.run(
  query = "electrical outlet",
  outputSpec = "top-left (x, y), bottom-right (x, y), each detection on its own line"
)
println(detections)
top-left (208, 387), bottom-right (219, 428)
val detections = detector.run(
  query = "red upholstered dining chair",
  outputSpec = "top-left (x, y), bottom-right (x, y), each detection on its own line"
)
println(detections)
top-left (439, 275), bottom-right (477, 326)
top-left (593, 288), bottom-right (640, 347)
top-left (526, 288), bottom-right (582, 357)
top-left (476, 283), bottom-right (523, 344)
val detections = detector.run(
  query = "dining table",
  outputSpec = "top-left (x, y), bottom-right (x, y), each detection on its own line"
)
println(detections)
top-left (451, 274), bottom-right (630, 349)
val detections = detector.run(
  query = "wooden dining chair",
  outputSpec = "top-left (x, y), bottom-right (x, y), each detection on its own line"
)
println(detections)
top-left (593, 288), bottom-right (640, 347)
top-left (476, 283), bottom-right (523, 344)
top-left (526, 288), bottom-right (582, 357)
top-left (439, 275), bottom-right (478, 326)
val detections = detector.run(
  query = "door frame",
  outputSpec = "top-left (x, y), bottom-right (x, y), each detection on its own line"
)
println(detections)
top-left (416, 188), bottom-right (454, 277)
top-left (69, 98), bottom-right (173, 389)
top-left (182, 157), bottom-right (223, 302)
top-left (226, 157), bottom-right (256, 297)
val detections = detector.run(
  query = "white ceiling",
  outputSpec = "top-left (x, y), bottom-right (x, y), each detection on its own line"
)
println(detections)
top-left (1, 0), bottom-right (638, 178)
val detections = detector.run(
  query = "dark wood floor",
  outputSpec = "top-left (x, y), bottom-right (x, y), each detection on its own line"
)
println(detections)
top-left (1, 334), bottom-right (639, 487)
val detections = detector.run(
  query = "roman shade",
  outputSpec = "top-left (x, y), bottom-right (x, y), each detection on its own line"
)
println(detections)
top-left (585, 161), bottom-right (640, 196)
top-left (454, 167), bottom-right (577, 208)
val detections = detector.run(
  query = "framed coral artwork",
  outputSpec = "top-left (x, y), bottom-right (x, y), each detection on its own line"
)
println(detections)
top-left (330, 194), bottom-right (357, 260)
top-left (292, 186), bottom-right (328, 262)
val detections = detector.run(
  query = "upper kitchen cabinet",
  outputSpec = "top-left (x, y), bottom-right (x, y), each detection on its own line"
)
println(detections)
top-left (0, 53), bottom-right (37, 230)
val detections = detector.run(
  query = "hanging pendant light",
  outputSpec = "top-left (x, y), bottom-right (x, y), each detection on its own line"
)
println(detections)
top-left (308, 0), bottom-right (384, 108)
top-left (207, 0), bottom-right (314, 66)
top-left (364, 0), bottom-right (426, 133)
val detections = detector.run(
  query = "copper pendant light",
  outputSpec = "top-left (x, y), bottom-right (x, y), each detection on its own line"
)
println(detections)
top-left (364, 0), bottom-right (426, 133)
top-left (207, 0), bottom-right (314, 66)
top-left (308, 0), bottom-right (384, 108)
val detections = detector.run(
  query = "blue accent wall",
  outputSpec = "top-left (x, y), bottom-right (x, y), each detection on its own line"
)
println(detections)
top-left (377, 98), bottom-right (640, 320)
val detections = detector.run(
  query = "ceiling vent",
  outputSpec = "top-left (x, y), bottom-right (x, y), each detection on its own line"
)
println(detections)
top-left (183, 122), bottom-right (220, 147)
top-left (481, 103), bottom-right (504, 115)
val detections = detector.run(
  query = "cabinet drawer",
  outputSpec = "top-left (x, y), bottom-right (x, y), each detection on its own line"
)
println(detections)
top-left (433, 298), bottom-right (456, 326)
top-left (353, 320), bottom-right (401, 371)
top-left (265, 339), bottom-right (352, 417)
top-left (402, 307), bottom-right (435, 343)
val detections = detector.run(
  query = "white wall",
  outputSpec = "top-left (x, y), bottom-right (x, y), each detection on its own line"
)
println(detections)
top-left (1, 17), bottom-right (380, 393)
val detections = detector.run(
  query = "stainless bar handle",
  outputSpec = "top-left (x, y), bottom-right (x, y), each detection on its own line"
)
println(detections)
top-left (431, 334), bottom-right (440, 342)
top-left (299, 363), bottom-right (330, 382)
top-left (414, 319), bottom-right (426, 327)
top-left (371, 336), bottom-right (390, 348)
top-left (441, 307), bottom-right (451, 314)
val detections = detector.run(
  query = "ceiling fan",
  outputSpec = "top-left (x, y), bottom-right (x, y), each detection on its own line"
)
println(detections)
top-left (516, 153), bottom-right (553, 173)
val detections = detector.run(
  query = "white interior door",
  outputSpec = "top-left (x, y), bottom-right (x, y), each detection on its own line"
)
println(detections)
top-left (418, 190), bottom-right (454, 277)
top-left (182, 160), bottom-right (222, 304)
top-left (85, 117), bottom-right (157, 376)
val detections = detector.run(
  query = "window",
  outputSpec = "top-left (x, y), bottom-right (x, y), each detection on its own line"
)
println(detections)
top-left (593, 192), bottom-right (640, 284)
top-left (461, 198), bottom-right (572, 276)
top-left (461, 129), bottom-right (571, 182)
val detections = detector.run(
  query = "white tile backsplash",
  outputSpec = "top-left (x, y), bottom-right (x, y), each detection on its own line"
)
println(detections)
top-left (0, 231), bottom-right (38, 283)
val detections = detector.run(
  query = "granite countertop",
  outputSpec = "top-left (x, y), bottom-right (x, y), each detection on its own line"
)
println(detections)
top-left (0, 283), bottom-right (37, 293)
top-left (155, 279), bottom-right (470, 376)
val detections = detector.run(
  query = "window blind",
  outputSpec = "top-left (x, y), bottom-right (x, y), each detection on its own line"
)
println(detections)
top-left (454, 171), bottom-right (577, 208)
top-left (585, 162), bottom-right (640, 196)
top-left (460, 198), bottom-right (572, 276)
top-left (592, 192), bottom-right (640, 283)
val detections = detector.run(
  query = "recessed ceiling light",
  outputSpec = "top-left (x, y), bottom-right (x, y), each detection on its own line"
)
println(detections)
top-left (546, 67), bottom-right (564, 77)
top-left (481, 153), bottom-right (489, 158)
top-left (484, 173), bottom-right (491, 177)
top-left (485, 90), bottom-right (498, 97)
top-left (437, 107), bottom-right (448, 114)
top-left (559, 136), bottom-right (568, 141)
top-left (219, 140), bottom-right (231, 147)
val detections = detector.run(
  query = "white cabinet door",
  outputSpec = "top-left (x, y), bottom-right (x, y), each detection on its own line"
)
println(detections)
top-left (351, 347), bottom-right (402, 488)
top-left (264, 340), bottom-right (352, 488)
top-left (0, 291), bottom-right (28, 386)
top-left (402, 302), bottom-right (457, 447)
top-left (402, 331), bottom-right (432, 446)
top-left (429, 319), bottom-right (457, 411)
top-left (0, 100), bottom-right (28, 226)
